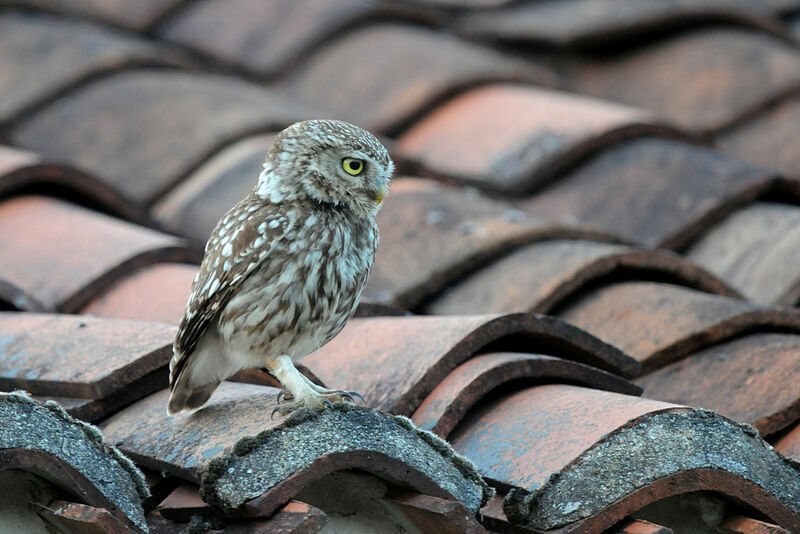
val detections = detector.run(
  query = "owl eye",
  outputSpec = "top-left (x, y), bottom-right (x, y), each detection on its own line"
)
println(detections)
top-left (342, 157), bottom-right (365, 176)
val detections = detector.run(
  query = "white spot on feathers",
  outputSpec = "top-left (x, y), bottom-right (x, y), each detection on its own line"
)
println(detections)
top-left (222, 243), bottom-right (233, 257)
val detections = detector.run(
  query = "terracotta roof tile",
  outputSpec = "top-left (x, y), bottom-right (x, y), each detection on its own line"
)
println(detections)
top-left (567, 28), bottom-right (800, 134)
top-left (637, 333), bottom-right (800, 435)
top-left (157, 0), bottom-right (431, 78)
top-left (0, 195), bottom-right (194, 312)
top-left (396, 84), bottom-right (684, 195)
top-left (157, 483), bottom-right (215, 521)
top-left (720, 516), bottom-right (790, 534)
top-left (558, 281), bottom-right (800, 373)
top-left (10, 70), bottom-right (320, 204)
top-left (101, 382), bottom-right (490, 516)
top-left (7, 0), bottom-right (183, 30)
top-left (285, 26), bottom-right (557, 134)
top-left (0, 11), bottom-right (180, 127)
top-left (424, 240), bottom-right (739, 315)
top-left (366, 178), bottom-right (622, 309)
top-left (411, 352), bottom-right (640, 437)
top-left (81, 263), bottom-right (197, 324)
top-left (774, 423), bottom-right (800, 460)
top-left (152, 134), bottom-right (275, 243)
top-left (304, 314), bottom-right (639, 417)
top-left (40, 500), bottom-right (132, 534)
top-left (387, 490), bottom-right (488, 534)
top-left (613, 518), bottom-right (674, 534)
top-left (455, 0), bottom-right (790, 48)
top-left (521, 138), bottom-right (786, 249)
top-left (687, 203), bottom-right (800, 305)
top-left (717, 97), bottom-right (800, 179)
top-left (448, 385), bottom-right (800, 532)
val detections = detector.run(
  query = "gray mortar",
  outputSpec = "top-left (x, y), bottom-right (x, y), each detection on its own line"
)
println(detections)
top-left (504, 409), bottom-right (800, 530)
top-left (0, 391), bottom-right (149, 532)
top-left (201, 403), bottom-right (491, 515)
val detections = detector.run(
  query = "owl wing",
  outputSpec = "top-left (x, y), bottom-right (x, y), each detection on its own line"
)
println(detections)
top-left (170, 195), bottom-right (290, 388)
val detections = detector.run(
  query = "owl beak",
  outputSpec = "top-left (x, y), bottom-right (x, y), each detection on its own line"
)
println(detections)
top-left (375, 186), bottom-right (386, 205)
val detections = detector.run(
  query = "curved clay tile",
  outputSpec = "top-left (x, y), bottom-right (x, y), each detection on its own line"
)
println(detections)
top-left (0, 312), bottom-right (175, 421)
top-left (10, 69), bottom-right (320, 205)
top-left (0, 196), bottom-right (197, 312)
top-left (637, 333), bottom-right (800, 436)
top-left (0, 391), bottom-right (148, 532)
top-left (395, 84), bottom-right (687, 195)
top-left (411, 352), bottom-right (641, 437)
top-left (568, 28), bottom-right (800, 135)
top-left (0, 145), bottom-right (148, 225)
top-left (558, 281), bottom-right (800, 373)
top-left (303, 313), bottom-right (640, 416)
top-left (424, 240), bottom-right (739, 315)
top-left (520, 138), bottom-right (791, 250)
top-left (285, 26), bottom-right (557, 134)
top-left (687, 203), bottom-right (800, 306)
top-left (7, 0), bottom-right (183, 31)
top-left (774, 422), bottom-right (800, 461)
top-left (157, 0), bottom-right (433, 78)
top-left (0, 11), bottom-right (181, 127)
top-left (455, 0), bottom-right (790, 48)
top-left (100, 382), bottom-right (491, 517)
top-left (365, 178), bottom-right (624, 309)
top-left (448, 385), bottom-right (800, 532)
top-left (718, 97), bottom-right (800, 180)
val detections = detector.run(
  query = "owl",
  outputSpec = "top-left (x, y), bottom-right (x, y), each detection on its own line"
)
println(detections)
top-left (168, 120), bottom-right (393, 415)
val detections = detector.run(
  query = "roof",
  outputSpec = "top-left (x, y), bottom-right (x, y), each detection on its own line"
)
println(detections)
top-left (1, 1), bottom-right (800, 533)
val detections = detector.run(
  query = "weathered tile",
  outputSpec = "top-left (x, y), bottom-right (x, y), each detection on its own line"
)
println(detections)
top-left (717, 97), bottom-right (800, 179)
top-left (612, 518), bottom-right (674, 534)
top-left (285, 26), bottom-right (556, 134)
top-left (687, 203), bottom-right (800, 306)
top-left (448, 385), bottom-right (800, 532)
top-left (157, 483), bottom-right (210, 521)
top-left (82, 263), bottom-right (198, 324)
top-left (720, 516), bottom-right (790, 534)
top-left (0, 391), bottom-right (149, 532)
top-left (0, 196), bottom-right (194, 312)
top-left (456, 0), bottom-right (787, 48)
top-left (411, 352), bottom-right (641, 437)
top-left (520, 138), bottom-right (783, 249)
top-left (11, 70), bottom-right (319, 204)
top-left (153, 134), bottom-right (275, 243)
top-left (568, 28), bottom-right (800, 134)
top-left (0, 313), bottom-right (174, 400)
top-left (304, 314), bottom-right (640, 416)
top-left (7, 0), bottom-right (182, 30)
top-left (0, 11), bottom-right (179, 125)
top-left (101, 382), bottom-right (490, 517)
top-left (558, 282), bottom-right (800, 373)
top-left (365, 178), bottom-right (622, 309)
top-left (638, 333), bottom-right (800, 435)
top-left (425, 240), bottom-right (738, 315)
top-left (39, 501), bottom-right (132, 534)
top-left (774, 423), bottom-right (800, 461)
top-left (387, 490), bottom-right (488, 534)
top-left (396, 85), bottom-right (682, 194)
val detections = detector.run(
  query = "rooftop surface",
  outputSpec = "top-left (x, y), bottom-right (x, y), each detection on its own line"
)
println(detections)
top-left (2, 1), bottom-right (800, 533)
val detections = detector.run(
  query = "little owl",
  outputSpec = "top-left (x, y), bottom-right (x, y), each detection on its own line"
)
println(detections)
top-left (168, 119), bottom-right (393, 415)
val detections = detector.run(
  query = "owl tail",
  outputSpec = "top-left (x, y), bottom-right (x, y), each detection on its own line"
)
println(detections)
top-left (167, 374), bottom-right (220, 415)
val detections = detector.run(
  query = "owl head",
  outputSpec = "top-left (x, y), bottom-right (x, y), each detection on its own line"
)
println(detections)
top-left (258, 120), bottom-right (393, 217)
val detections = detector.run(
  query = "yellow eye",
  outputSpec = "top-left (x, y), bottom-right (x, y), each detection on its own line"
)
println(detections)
top-left (342, 158), bottom-right (365, 176)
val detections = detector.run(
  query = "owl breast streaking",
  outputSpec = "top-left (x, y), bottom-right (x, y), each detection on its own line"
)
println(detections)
top-left (168, 120), bottom-right (393, 415)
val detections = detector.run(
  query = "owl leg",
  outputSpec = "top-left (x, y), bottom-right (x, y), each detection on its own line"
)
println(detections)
top-left (266, 355), bottom-right (361, 415)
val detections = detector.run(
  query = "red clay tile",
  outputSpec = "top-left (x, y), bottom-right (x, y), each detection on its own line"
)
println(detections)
top-left (411, 352), bottom-right (641, 438)
top-left (0, 313), bottom-right (174, 399)
top-left (152, 134), bottom-right (275, 243)
top-left (157, 483), bottom-right (209, 522)
top-left (0, 196), bottom-right (195, 312)
top-left (387, 490), bottom-right (488, 534)
top-left (304, 314), bottom-right (639, 416)
top-left (774, 423), bottom-right (800, 461)
top-left (455, 0), bottom-right (788, 48)
top-left (568, 28), bottom-right (800, 134)
top-left (285, 26), bottom-right (557, 134)
top-left (11, 70), bottom-right (320, 205)
top-left (41, 501), bottom-right (133, 534)
top-left (425, 240), bottom-right (739, 315)
top-left (366, 178), bottom-right (622, 309)
top-left (721, 516), bottom-right (791, 534)
top-left (141, 469), bottom-right (181, 512)
top-left (448, 385), bottom-right (800, 531)
top-left (520, 138), bottom-right (787, 249)
top-left (687, 203), bottom-right (800, 306)
top-left (82, 263), bottom-right (197, 324)
top-left (717, 97), bottom-right (800, 179)
top-left (101, 382), bottom-right (489, 516)
top-left (613, 518), bottom-right (674, 534)
top-left (558, 281), bottom-right (800, 373)
top-left (396, 84), bottom-right (684, 194)
top-left (158, 0), bottom-right (429, 78)
top-left (10, 0), bottom-right (183, 30)
top-left (637, 333), bottom-right (800, 435)
top-left (0, 11), bottom-right (180, 126)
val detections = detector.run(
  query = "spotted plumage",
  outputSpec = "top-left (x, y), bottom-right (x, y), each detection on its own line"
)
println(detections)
top-left (168, 120), bottom-right (393, 415)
